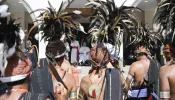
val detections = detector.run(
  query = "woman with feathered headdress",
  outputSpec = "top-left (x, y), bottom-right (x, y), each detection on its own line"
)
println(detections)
top-left (153, 0), bottom-right (175, 100)
top-left (78, 0), bottom-right (142, 100)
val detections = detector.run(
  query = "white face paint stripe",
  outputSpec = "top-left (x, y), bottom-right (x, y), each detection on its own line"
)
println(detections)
top-left (160, 91), bottom-right (170, 98)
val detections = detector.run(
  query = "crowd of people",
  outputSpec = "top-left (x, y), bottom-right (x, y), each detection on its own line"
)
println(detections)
top-left (0, 0), bottom-right (175, 100)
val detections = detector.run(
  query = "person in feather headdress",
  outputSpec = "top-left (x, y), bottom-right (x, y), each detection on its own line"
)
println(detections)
top-left (78, 0), bottom-right (142, 100)
top-left (161, 42), bottom-right (173, 66)
top-left (124, 23), bottom-right (161, 100)
top-left (159, 44), bottom-right (175, 100)
top-left (28, 0), bottom-right (87, 99)
top-left (153, 0), bottom-right (175, 99)
top-left (0, 2), bottom-right (51, 99)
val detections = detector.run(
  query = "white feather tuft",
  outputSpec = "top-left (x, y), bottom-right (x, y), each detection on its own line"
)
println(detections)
top-left (0, 5), bottom-right (11, 18)
top-left (34, 33), bottom-right (39, 40)
top-left (79, 24), bottom-right (87, 34)
top-left (0, 43), bottom-right (8, 76)
top-left (60, 34), bottom-right (66, 41)
top-left (19, 29), bottom-right (25, 42)
top-left (6, 44), bottom-right (16, 58)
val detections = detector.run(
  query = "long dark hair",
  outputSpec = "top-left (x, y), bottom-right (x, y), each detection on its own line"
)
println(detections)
top-left (89, 43), bottom-right (116, 74)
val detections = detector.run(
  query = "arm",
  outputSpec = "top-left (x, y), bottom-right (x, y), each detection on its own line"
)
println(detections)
top-left (121, 73), bottom-right (128, 92)
top-left (78, 77), bottom-right (87, 100)
top-left (70, 75), bottom-right (77, 100)
top-left (159, 67), bottom-right (170, 100)
top-left (78, 88), bottom-right (86, 100)
top-left (124, 63), bottom-right (135, 94)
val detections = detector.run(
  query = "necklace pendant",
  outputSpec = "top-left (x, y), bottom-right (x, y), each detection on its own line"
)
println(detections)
top-left (92, 89), bottom-right (96, 98)
top-left (88, 85), bottom-right (101, 98)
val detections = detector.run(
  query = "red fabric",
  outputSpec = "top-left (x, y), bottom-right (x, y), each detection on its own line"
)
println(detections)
top-left (92, 89), bottom-right (96, 98)
top-left (148, 95), bottom-right (153, 100)
top-left (72, 46), bottom-right (79, 62)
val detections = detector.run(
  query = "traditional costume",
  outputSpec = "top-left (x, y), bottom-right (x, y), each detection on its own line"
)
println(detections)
top-left (153, 0), bottom-right (175, 99)
top-left (125, 12), bottom-right (164, 100)
top-left (0, 2), bottom-right (50, 99)
top-left (79, 0), bottom-right (141, 100)
top-left (29, 0), bottom-right (86, 99)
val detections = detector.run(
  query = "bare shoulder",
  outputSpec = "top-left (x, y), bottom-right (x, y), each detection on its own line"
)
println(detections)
top-left (80, 75), bottom-right (90, 89)
top-left (81, 75), bottom-right (89, 84)
top-left (65, 72), bottom-right (75, 81)
top-left (160, 65), bottom-right (171, 77)
top-left (160, 64), bottom-right (175, 76)
top-left (130, 61), bottom-right (142, 69)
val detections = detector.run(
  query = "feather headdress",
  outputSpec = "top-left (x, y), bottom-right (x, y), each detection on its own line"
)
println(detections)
top-left (153, 0), bottom-right (175, 43)
top-left (29, 0), bottom-right (86, 42)
top-left (133, 24), bottom-right (163, 54)
top-left (86, 0), bottom-right (142, 54)
top-left (29, 0), bottom-right (86, 90)
top-left (0, 17), bottom-right (25, 76)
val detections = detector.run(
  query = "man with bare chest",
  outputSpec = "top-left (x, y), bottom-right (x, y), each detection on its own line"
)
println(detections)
top-left (46, 41), bottom-right (77, 100)
top-left (79, 44), bottom-right (124, 100)
top-left (159, 46), bottom-right (175, 100)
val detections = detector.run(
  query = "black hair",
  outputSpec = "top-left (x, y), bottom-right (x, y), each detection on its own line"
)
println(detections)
top-left (92, 43), bottom-right (111, 67)
top-left (46, 41), bottom-right (66, 65)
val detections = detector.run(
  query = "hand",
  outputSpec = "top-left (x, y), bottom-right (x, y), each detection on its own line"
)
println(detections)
top-left (55, 82), bottom-right (68, 100)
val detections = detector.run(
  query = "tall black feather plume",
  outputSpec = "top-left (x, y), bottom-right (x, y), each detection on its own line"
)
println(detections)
top-left (86, 0), bottom-right (142, 54)
top-left (29, 0), bottom-right (85, 42)
top-left (153, 0), bottom-right (175, 42)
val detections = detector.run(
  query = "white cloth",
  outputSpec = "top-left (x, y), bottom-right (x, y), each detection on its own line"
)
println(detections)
top-left (128, 88), bottom-right (147, 98)
top-left (104, 43), bottom-right (118, 59)
top-left (64, 42), bottom-right (70, 58)
top-left (0, 74), bottom-right (28, 83)
top-left (39, 31), bottom-right (48, 58)
top-left (79, 46), bottom-right (90, 63)
top-left (71, 40), bottom-right (79, 63)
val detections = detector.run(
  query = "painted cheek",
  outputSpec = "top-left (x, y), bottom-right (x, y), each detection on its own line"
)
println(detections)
top-left (12, 66), bottom-right (23, 75)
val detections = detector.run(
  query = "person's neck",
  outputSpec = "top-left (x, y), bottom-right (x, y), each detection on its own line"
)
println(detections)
top-left (140, 56), bottom-right (149, 61)
top-left (11, 82), bottom-right (28, 92)
top-left (106, 62), bottom-right (114, 68)
top-left (166, 57), bottom-right (173, 62)
top-left (93, 68), bottom-right (106, 75)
